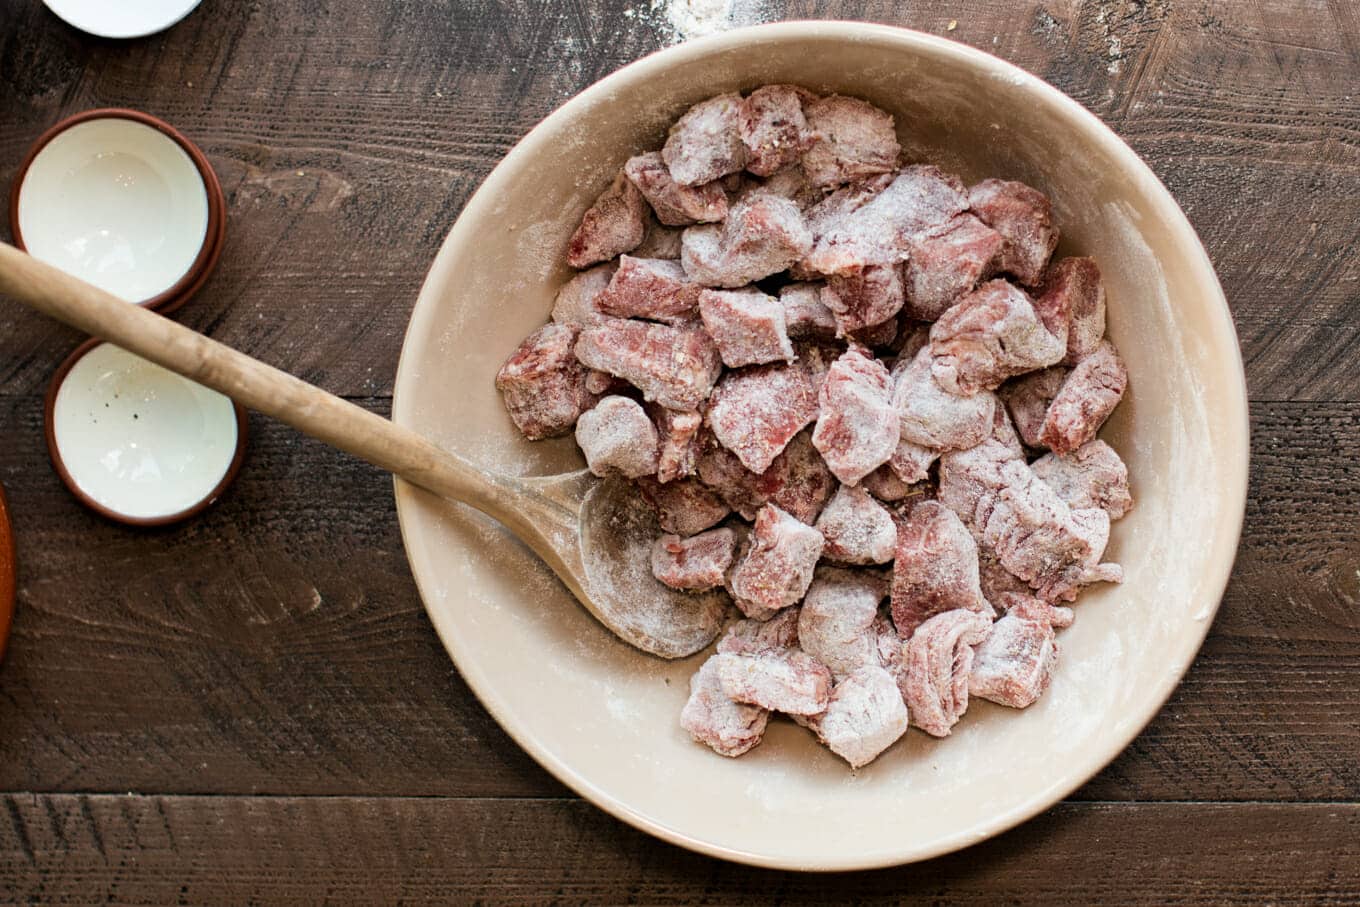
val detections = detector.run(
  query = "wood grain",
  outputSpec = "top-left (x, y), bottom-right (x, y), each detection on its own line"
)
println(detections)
top-left (2, 0), bottom-right (1358, 401)
top-left (1, 795), bottom-right (1357, 904)
top-left (1, 0), bottom-right (1358, 896)
top-left (0, 398), bottom-right (1355, 802)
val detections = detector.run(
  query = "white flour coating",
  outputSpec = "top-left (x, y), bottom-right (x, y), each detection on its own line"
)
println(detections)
top-left (665, 0), bottom-right (733, 38)
top-left (626, 0), bottom-right (770, 42)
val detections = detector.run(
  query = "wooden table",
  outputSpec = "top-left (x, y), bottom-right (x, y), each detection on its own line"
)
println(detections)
top-left (2, 1), bottom-right (1357, 901)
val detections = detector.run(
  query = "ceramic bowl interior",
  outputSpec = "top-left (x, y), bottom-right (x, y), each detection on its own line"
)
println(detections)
top-left (393, 23), bottom-right (1249, 870)
top-left (47, 341), bottom-right (246, 525)
top-left (42, 0), bottom-right (201, 39)
top-left (15, 115), bottom-right (210, 304)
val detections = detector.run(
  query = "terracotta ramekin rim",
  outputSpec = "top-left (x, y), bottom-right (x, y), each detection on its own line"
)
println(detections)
top-left (8, 107), bottom-right (227, 315)
top-left (0, 482), bottom-right (14, 663)
top-left (43, 337), bottom-right (249, 527)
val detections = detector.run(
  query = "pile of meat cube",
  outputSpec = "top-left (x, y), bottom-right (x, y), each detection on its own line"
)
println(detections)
top-left (496, 86), bottom-right (1132, 768)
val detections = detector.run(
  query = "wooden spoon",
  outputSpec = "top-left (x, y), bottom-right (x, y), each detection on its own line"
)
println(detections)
top-left (0, 242), bottom-right (726, 658)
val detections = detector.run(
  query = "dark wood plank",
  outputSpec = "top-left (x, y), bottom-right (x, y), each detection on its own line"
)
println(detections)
top-left (0, 396), bottom-right (1356, 801)
top-left (1, 0), bottom-right (1358, 893)
top-left (0, 795), bottom-right (1356, 903)
top-left (2, 0), bottom-right (1359, 400)
top-left (0, 395), bottom-right (565, 800)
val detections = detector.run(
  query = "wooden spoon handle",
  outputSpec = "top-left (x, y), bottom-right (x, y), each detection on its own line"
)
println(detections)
top-left (0, 241), bottom-right (516, 519)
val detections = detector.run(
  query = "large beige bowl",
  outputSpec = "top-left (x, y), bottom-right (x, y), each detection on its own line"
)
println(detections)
top-left (393, 22), bottom-right (1248, 870)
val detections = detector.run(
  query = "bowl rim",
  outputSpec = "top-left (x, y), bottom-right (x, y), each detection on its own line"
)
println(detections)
top-left (393, 20), bottom-right (1250, 871)
top-left (8, 107), bottom-right (226, 315)
top-left (43, 337), bottom-right (249, 527)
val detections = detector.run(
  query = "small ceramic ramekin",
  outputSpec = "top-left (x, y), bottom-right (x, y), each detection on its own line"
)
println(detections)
top-left (42, 0), bottom-right (203, 39)
top-left (10, 108), bottom-right (225, 314)
top-left (45, 339), bottom-right (248, 526)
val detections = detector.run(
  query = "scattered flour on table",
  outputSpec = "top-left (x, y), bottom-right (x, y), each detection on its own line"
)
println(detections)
top-left (626, 0), bottom-right (770, 42)
top-left (665, 0), bottom-right (733, 37)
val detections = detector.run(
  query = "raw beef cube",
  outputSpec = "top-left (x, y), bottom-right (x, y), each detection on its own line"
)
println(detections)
top-left (780, 282), bottom-right (837, 339)
top-left (969, 612), bottom-right (1058, 709)
top-left (802, 171), bottom-right (891, 227)
top-left (741, 165), bottom-right (823, 210)
top-left (698, 287), bottom-right (795, 367)
top-left (566, 170), bottom-right (647, 268)
top-left (801, 95), bottom-right (900, 189)
top-left (891, 500), bottom-right (992, 636)
top-left (815, 485), bottom-right (897, 565)
top-left (887, 437), bottom-right (939, 484)
top-left (766, 430), bottom-right (836, 524)
top-left (727, 504), bottom-right (825, 619)
top-left (903, 213), bottom-right (1003, 321)
top-left (798, 567), bottom-right (886, 677)
top-left (821, 264), bottom-right (906, 336)
top-left (681, 657), bottom-right (769, 757)
top-left (697, 442), bottom-right (770, 518)
top-left (1000, 367), bottom-right (1069, 448)
top-left (990, 398), bottom-right (1028, 459)
top-left (681, 195), bottom-right (813, 288)
top-left (739, 84), bottom-right (816, 177)
top-left (575, 320), bottom-right (722, 411)
top-left (900, 609), bottom-right (992, 737)
top-left (1026, 268), bottom-right (1066, 351)
top-left (892, 346), bottom-right (996, 451)
top-left (799, 173), bottom-right (895, 271)
top-left (651, 527), bottom-right (737, 591)
top-left (795, 340), bottom-right (842, 396)
top-left (1038, 257), bottom-right (1107, 366)
top-left (715, 649), bottom-right (832, 715)
top-left (575, 396), bottom-right (659, 478)
top-left (936, 437), bottom-right (1017, 531)
top-left (596, 256), bottom-right (703, 324)
top-left (651, 407), bottom-right (704, 483)
top-left (496, 323), bottom-right (592, 440)
top-left (804, 166), bottom-right (969, 276)
top-left (812, 348), bottom-right (898, 484)
top-left (1032, 439), bottom-right (1132, 520)
top-left (635, 476), bottom-right (731, 536)
top-left (707, 362), bottom-right (819, 472)
top-left (1038, 341), bottom-right (1127, 455)
top-left (1066, 506), bottom-right (1124, 598)
top-left (940, 442), bottom-right (1119, 601)
top-left (585, 369), bottom-right (628, 397)
top-left (624, 152), bottom-right (728, 226)
top-left (697, 429), bottom-right (832, 524)
top-left (900, 167), bottom-right (973, 221)
top-left (996, 591), bottom-right (1074, 629)
top-left (848, 315), bottom-right (899, 350)
top-left (718, 607), bottom-right (802, 655)
top-left (929, 279), bottom-right (1066, 395)
top-left (977, 547), bottom-right (1033, 604)
top-left (662, 93), bottom-right (748, 186)
top-left (635, 215), bottom-right (685, 260)
top-left (551, 262), bottom-right (617, 327)
top-left (862, 462), bottom-right (917, 502)
top-left (807, 666), bottom-right (909, 768)
top-left (968, 179), bottom-right (1059, 287)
